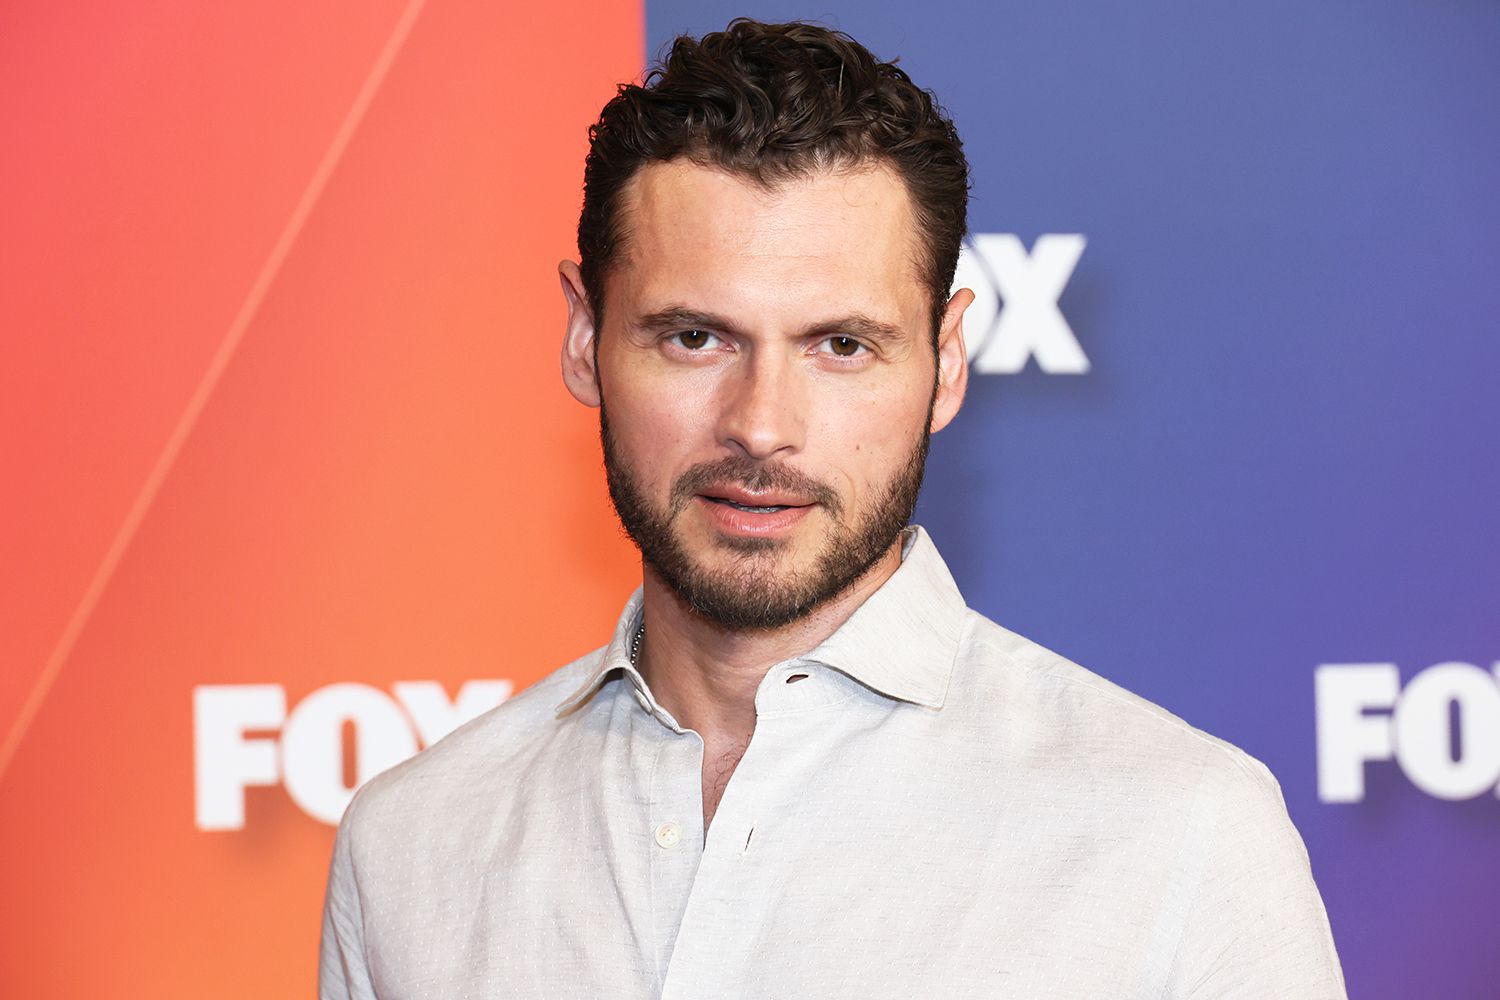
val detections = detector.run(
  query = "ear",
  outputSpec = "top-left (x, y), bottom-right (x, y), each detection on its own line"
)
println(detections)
top-left (559, 260), bottom-right (601, 407)
top-left (930, 286), bottom-right (973, 433)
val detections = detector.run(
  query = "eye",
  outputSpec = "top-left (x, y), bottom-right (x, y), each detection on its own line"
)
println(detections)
top-left (817, 336), bottom-right (867, 358)
top-left (672, 329), bottom-right (721, 350)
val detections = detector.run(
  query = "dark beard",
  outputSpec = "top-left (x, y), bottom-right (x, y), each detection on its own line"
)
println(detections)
top-left (600, 407), bottom-right (930, 631)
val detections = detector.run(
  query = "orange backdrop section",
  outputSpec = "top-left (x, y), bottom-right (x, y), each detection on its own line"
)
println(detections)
top-left (0, 1), bottom-right (643, 996)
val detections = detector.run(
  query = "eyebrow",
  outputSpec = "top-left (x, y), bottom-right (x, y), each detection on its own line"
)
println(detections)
top-left (634, 305), bottom-right (910, 346)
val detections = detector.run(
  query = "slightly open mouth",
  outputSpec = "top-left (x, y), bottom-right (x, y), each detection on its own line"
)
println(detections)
top-left (705, 497), bottom-right (801, 514)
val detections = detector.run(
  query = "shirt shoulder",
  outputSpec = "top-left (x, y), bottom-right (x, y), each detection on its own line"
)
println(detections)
top-left (951, 612), bottom-right (1347, 997)
top-left (336, 647), bottom-right (607, 844)
top-left (954, 610), bottom-right (1282, 805)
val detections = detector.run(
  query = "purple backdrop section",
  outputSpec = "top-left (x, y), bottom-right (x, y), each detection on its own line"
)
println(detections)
top-left (644, 3), bottom-right (1500, 997)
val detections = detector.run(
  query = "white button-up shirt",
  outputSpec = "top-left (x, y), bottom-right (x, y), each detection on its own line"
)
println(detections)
top-left (320, 527), bottom-right (1346, 999)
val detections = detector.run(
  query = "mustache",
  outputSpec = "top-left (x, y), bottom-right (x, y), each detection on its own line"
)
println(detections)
top-left (669, 456), bottom-right (842, 518)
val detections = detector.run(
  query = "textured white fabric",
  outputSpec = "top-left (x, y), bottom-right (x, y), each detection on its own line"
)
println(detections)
top-left (320, 526), bottom-right (1347, 999)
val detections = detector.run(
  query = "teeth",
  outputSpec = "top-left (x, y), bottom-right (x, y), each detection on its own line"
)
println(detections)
top-left (716, 499), bottom-right (787, 513)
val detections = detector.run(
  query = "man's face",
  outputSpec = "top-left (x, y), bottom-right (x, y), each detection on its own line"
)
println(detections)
top-left (563, 159), bottom-right (967, 630)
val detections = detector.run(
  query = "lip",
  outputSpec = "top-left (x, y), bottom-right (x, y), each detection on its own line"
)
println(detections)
top-left (699, 484), bottom-right (814, 508)
top-left (694, 494), bottom-right (815, 537)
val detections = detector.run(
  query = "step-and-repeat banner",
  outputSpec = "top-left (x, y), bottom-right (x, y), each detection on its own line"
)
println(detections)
top-left (3, 2), bottom-right (1495, 997)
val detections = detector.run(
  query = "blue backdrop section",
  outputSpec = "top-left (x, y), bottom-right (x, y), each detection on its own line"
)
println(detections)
top-left (645, 4), bottom-right (1500, 997)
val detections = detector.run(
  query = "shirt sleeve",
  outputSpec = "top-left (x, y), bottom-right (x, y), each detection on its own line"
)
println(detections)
top-left (319, 802), bottom-right (380, 1000)
top-left (1166, 754), bottom-right (1348, 1000)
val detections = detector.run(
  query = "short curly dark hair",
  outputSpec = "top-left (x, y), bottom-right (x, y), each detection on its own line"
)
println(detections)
top-left (578, 18), bottom-right (969, 337)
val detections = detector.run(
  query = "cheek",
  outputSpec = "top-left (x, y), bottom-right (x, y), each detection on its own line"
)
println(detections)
top-left (607, 382), bottom-right (713, 489)
top-left (812, 383), bottom-right (928, 486)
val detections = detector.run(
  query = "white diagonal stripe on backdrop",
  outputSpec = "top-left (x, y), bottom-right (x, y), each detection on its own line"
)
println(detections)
top-left (0, 0), bottom-right (432, 786)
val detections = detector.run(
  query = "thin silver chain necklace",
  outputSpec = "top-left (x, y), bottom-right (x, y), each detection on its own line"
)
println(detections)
top-left (629, 620), bottom-right (645, 665)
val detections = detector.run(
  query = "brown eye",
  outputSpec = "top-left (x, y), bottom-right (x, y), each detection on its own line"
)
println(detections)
top-left (675, 329), bottom-right (716, 350)
top-left (825, 336), bottom-right (864, 357)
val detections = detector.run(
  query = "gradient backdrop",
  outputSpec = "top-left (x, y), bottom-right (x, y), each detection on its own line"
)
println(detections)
top-left (3, 1), bottom-right (1496, 997)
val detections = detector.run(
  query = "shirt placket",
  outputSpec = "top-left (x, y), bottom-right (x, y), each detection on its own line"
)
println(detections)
top-left (656, 747), bottom-right (769, 1000)
top-left (636, 683), bottom-right (708, 990)
top-left (655, 664), bottom-right (823, 1000)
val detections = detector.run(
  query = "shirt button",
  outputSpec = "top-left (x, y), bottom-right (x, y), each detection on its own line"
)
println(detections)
top-left (654, 821), bottom-right (682, 849)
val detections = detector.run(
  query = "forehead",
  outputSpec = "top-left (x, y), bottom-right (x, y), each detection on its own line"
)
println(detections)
top-left (608, 159), bottom-right (927, 327)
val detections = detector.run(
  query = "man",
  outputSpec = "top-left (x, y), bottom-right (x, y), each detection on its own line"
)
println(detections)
top-left (321, 19), bottom-right (1346, 999)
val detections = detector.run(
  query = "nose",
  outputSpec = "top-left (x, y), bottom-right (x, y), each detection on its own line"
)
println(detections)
top-left (715, 346), bottom-right (807, 460)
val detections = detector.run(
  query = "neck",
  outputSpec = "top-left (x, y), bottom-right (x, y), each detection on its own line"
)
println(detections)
top-left (635, 539), bottom-right (904, 744)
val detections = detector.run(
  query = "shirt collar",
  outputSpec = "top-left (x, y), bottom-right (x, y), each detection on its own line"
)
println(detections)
top-left (798, 525), bottom-right (966, 709)
top-left (555, 525), bottom-right (968, 715)
top-left (555, 587), bottom-right (647, 716)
